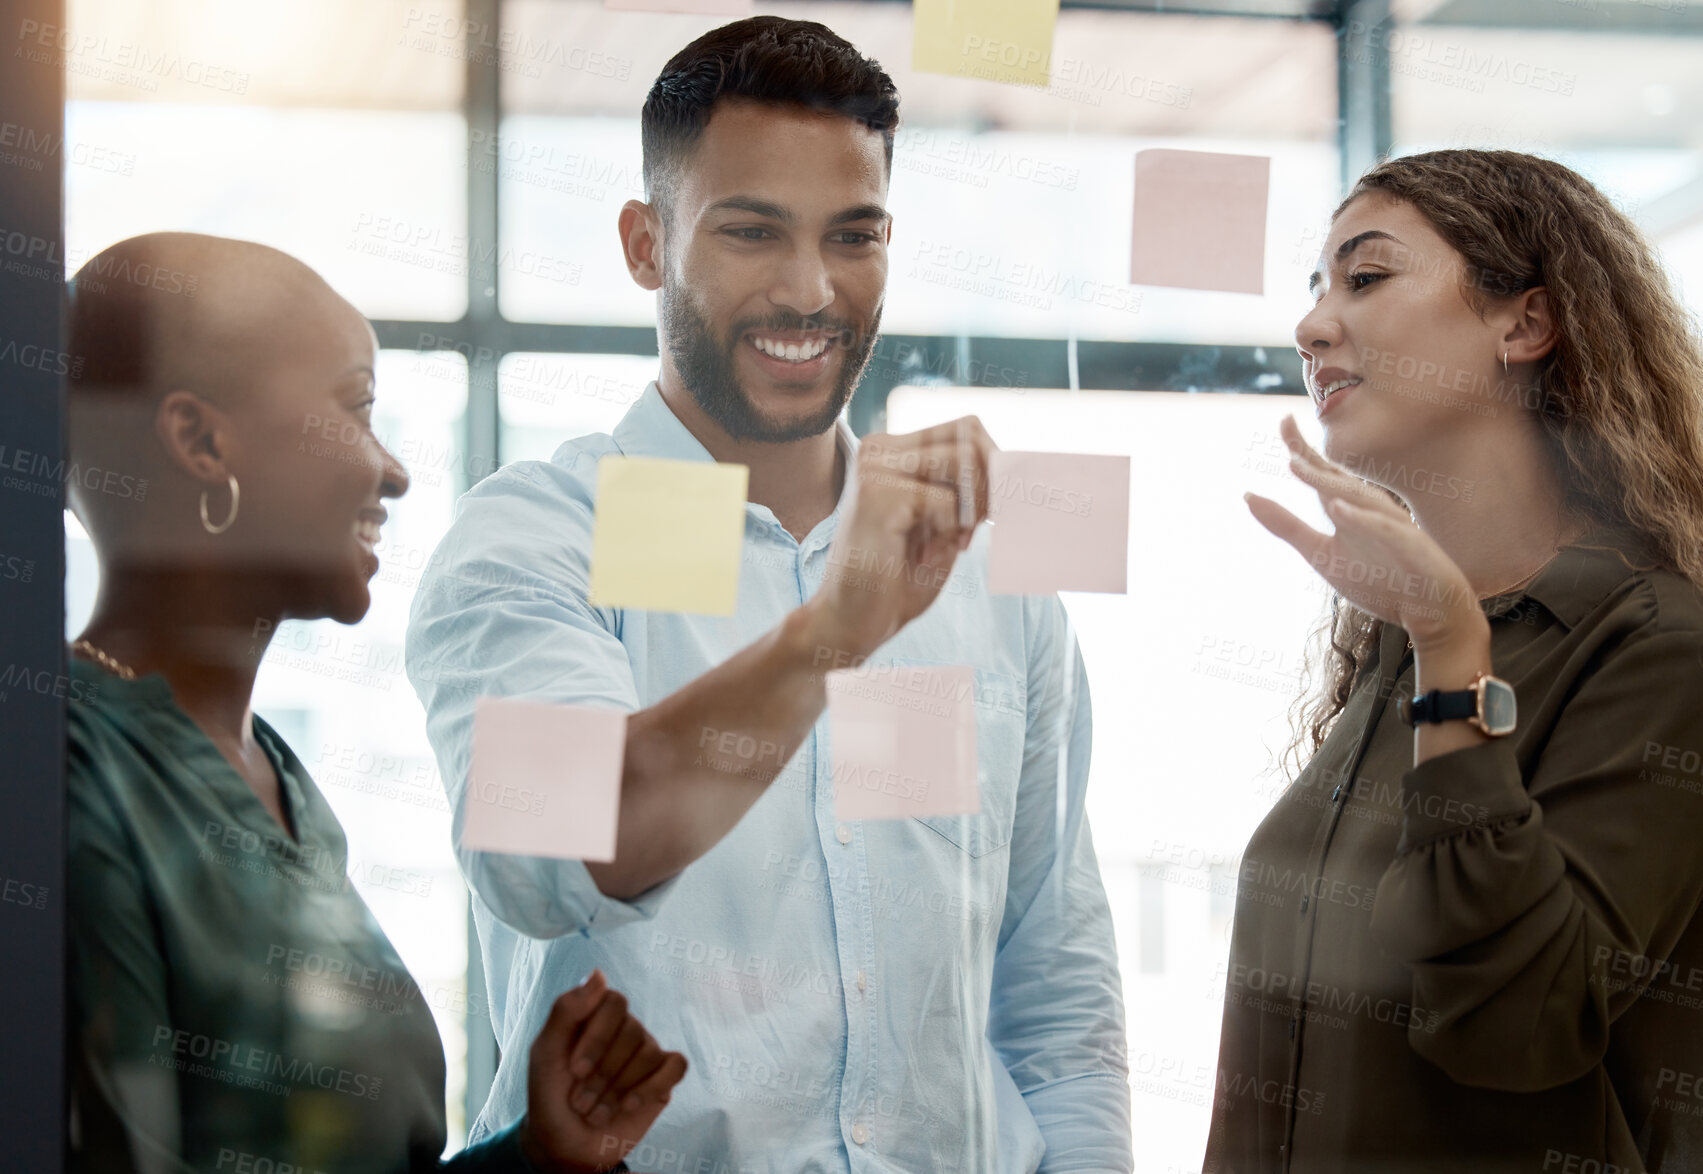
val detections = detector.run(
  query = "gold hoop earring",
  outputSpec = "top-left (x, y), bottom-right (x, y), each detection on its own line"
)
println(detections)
top-left (200, 474), bottom-right (240, 535)
top-left (1502, 351), bottom-right (1510, 376)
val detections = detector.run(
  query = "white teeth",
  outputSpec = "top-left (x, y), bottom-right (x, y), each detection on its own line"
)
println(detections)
top-left (753, 336), bottom-right (828, 362)
top-left (353, 519), bottom-right (381, 546)
top-left (1319, 377), bottom-right (1361, 398)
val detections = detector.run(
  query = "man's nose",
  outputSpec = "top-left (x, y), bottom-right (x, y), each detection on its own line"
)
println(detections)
top-left (768, 246), bottom-right (834, 318)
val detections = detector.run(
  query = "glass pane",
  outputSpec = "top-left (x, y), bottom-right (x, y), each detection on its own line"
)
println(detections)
top-left (1389, 20), bottom-right (1703, 316)
top-left (65, 350), bottom-right (477, 1151)
top-left (62, 103), bottom-right (469, 321)
top-left (499, 0), bottom-right (1341, 343)
top-left (887, 384), bottom-right (1330, 1171)
top-left (61, 0), bottom-right (463, 109)
top-left (499, 352), bottom-right (658, 463)
top-left (57, 0), bottom-right (469, 321)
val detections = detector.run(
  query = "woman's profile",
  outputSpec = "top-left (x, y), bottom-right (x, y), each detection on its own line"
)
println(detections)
top-left (64, 232), bottom-right (683, 1174)
top-left (1218, 149), bottom-right (1703, 1172)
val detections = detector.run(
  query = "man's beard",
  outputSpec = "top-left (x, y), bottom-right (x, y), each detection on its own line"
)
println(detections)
top-left (661, 285), bottom-right (880, 443)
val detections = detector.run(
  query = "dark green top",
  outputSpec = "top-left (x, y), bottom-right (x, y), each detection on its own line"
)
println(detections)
top-left (66, 657), bottom-right (535, 1174)
top-left (1206, 533), bottom-right (1703, 1174)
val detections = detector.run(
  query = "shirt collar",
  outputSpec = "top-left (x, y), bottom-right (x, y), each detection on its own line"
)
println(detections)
top-left (610, 381), bottom-right (858, 520)
top-left (1374, 526), bottom-right (1656, 674)
top-left (1493, 527), bottom-right (1660, 629)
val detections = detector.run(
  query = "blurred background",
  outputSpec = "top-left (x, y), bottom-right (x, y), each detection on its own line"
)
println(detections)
top-left (53, 0), bottom-right (1703, 1164)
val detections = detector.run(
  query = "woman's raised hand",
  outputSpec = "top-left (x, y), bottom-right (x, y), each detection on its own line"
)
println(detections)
top-left (519, 970), bottom-right (687, 1173)
top-left (1243, 415), bottom-right (1482, 653)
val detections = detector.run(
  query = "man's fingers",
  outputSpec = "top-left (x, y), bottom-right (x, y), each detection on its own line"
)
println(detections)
top-left (890, 414), bottom-right (997, 459)
top-left (565, 989), bottom-right (628, 1079)
top-left (861, 426), bottom-right (995, 516)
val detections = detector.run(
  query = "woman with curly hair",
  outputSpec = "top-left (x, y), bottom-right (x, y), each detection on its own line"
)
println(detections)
top-left (1214, 150), bottom-right (1703, 1172)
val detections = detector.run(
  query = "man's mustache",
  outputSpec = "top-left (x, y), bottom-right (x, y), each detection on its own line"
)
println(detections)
top-left (729, 314), bottom-right (867, 350)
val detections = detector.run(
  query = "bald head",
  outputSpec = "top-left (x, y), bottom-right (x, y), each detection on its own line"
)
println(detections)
top-left (69, 232), bottom-right (335, 408)
top-left (65, 232), bottom-right (374, 547)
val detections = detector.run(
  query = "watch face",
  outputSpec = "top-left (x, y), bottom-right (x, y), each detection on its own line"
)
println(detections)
top-left (1481, 677), bottom-right (1517, 736)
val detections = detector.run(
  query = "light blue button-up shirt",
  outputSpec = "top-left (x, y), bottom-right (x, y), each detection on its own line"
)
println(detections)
top-left (405, 384), bottom-right (1131, 1174)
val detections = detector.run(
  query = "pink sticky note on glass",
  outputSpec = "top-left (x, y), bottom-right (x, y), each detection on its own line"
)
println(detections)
top-left (1130, 149), bottom-right (1270, 294)
top-left (828, 664), bottom-right (979, 822)
top-left (464, 697), bottom-right (627, 862)
top-left (987, 450), bottom-right (1130, 595)
top-left (605, 0), bottom-right (752, 13)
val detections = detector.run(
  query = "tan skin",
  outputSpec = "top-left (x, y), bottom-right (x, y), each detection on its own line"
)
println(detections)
top-left (577, 97), bottom-right (997, 954)
top-left (1245, 193), bottom-right (1588, 764)
top-left (68, 235), bottom-right (684, 1172)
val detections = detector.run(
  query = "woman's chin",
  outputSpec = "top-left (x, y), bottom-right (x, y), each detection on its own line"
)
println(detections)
top-left (325, 580), bottom-right (374, 627)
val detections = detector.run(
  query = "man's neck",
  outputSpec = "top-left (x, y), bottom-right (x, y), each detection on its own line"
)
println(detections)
top-left (656, 378), bottom-right (846, 542)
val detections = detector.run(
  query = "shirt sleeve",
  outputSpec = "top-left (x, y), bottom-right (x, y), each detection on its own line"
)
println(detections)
top-left (1370, 626), bottom-right (1703, 1092)
top-left (988, 596), bottom-right (1133, 1172)
top-left (440, 1121), bottom-right (634, 1174)
top-left (66, 712), bottom-right (183, 1174)
top-left (406, 459), bottom-right (678, 941)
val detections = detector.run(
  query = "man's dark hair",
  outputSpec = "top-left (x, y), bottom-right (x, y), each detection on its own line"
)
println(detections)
top-left (640, 16), bottom-right (900, 219)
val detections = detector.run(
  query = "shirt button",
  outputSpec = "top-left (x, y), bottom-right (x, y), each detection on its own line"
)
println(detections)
top-left (835, 824), bottom-right (852, 844)
top-left (856, 970), bottom-right (867, 992)
top-left (851, 1123), bottom-right (870, 1145)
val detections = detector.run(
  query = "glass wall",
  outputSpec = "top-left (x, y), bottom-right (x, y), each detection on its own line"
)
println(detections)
top-left (58, 0), bottom-right (1703, 1164)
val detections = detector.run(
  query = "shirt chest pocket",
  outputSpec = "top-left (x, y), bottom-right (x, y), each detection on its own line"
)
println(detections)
top-left (884, 658), bottom-right (1028, 858)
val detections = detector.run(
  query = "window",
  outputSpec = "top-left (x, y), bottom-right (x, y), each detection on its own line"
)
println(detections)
top-left (887, 384), bottom-right (1331, 1165)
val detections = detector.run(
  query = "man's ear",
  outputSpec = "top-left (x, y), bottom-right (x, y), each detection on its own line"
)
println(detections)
top-left (618, 200), bottom-right (665, 292)
top-left (1502, 287), bottom-right (1558, 366)
top-left (154, 390), bottom-right (230, 486)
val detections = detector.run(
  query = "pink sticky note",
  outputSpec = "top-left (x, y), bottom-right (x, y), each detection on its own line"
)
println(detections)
top-left (605, 0), bottom-right (751, 13)
top-left (828, 664), bottom-right (979, 822)
top-left (464, 697), bottom-right (627, 862)
top-left (1130, 149), bottom-right (1270, 295)
top-left (987, 450), bottom-right (1130, 595)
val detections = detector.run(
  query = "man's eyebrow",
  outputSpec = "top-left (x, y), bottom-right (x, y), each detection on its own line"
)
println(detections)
top-left (829, 203), bottom-right (890, 228)
top-left (705, 195), bottom-right (793, 223)
top-left (1307, 229), bottom-right (1405, 292)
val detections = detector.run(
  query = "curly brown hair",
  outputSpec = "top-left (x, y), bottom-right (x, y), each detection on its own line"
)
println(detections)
top-left (1283, 149), bottom-right (1703, 779)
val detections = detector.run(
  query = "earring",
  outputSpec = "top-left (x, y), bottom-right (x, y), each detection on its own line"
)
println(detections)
top-left (200, 473), bottom-right (240, 535)
top-left (1502, 351), bottom-right (1510, 376)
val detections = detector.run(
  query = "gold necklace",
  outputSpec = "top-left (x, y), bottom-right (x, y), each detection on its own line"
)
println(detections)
top-left (1404, 539), bottom-right (1571, 653)
top-left (71, 639), bottom-right (137, 680)
top-left (1475, 546), bottom-right (1564, 601)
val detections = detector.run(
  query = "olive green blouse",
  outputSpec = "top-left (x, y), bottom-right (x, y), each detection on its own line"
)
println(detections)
top-left (1206, 533), bottom-right (1703, 1174)
top-left (66, 657), bottom-right (534, 1174)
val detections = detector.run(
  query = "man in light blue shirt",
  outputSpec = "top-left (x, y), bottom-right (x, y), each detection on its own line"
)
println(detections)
top-left (407, 16), bottom-right (1130, 1173)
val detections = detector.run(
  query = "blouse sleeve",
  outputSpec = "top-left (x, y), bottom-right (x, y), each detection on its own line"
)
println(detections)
top-left (439, 1120), bottom-right (631, 1173)
top-left (438, 1119), bottom-right (534, 1172)
top-left (66, 713), bottom-right (183, 1173)
top-left (1370, 628), bottom-right (1703, 1092)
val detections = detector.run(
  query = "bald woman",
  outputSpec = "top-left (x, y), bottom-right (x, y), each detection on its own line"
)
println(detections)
top-left (64, 233), bottom-right (682, 1174)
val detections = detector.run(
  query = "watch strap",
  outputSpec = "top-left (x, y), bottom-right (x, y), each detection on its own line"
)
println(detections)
top-left (1405, 687), bottom-right (1480, 725)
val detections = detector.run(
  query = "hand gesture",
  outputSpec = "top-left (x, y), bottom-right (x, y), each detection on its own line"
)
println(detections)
top-left (1243, 415), bottom-right (1481, 652)
top-left (519, 970), bottom-right (687, 1174)
top-left (815, 415), bottom-right (995, 660)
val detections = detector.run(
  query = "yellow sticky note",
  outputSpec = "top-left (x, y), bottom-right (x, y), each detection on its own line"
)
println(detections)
top-left (913, 0), bottom-right (1061, 88)
top-left (588, 456), bottom-right (749, 615)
